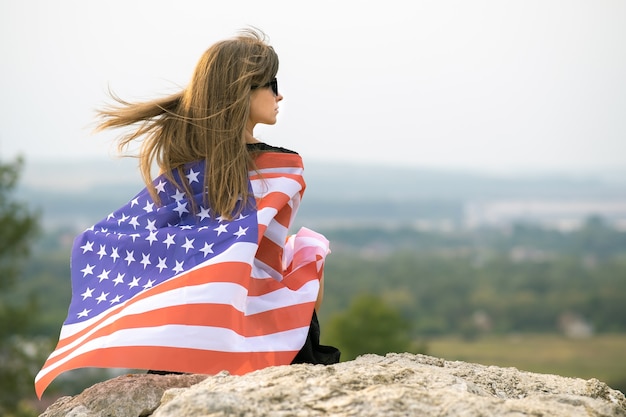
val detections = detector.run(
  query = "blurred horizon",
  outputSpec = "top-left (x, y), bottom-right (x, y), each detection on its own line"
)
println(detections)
top-left (16, 152), bottom-right (626, 191)
top-left (17, 156), bottom-right (626, 235)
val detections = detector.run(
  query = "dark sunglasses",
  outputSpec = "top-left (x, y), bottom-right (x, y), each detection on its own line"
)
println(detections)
top-left (251, 78), bottom-right (278, 96)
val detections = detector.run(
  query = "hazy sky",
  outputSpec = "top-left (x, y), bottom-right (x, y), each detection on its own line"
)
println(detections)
top-left (1, 0), bottom-right (625, 175)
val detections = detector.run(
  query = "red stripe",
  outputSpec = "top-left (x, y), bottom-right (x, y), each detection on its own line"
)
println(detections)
top-left (36, 345), bottom-right (298, 398)
top-left (282, 258), bottom-right (323, 291)
top-left (254, 153), bottom-right (303, 170)
top-left (40, 301), bottom-right (315, 372)
top-left (257, 223), bottom-right (267, 243)
top-left (54, 261), bottom-right (286, 351)
top-left (255, 191), bottom-right (295, 218)
top-left (255, 236), bottom-right (284, 274)
top-left (273, 203), bottom-right (293, 229)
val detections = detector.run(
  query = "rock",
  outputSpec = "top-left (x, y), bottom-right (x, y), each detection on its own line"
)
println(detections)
top-left (39, 373), bottom-right (207, 417)
top-left (40, 353), bottom-right (626, 417)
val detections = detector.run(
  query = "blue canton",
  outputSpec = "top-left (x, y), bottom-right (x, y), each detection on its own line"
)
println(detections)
top-left (66, 161), bottom-right (258, 324)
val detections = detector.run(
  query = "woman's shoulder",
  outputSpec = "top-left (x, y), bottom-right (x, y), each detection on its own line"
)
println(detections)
top-left (247, 142), bottom-right (298, 155)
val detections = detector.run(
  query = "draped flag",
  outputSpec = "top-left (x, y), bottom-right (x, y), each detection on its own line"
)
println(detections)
top-left (34, 151), bottom-right (329, 398)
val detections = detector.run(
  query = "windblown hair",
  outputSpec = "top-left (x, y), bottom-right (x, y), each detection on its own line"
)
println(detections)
top-left (95, 28), bottom-right (279, 218)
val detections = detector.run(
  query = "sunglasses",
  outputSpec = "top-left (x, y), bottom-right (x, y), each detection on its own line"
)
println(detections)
top-left (251, 78), bottom-right (278, 96)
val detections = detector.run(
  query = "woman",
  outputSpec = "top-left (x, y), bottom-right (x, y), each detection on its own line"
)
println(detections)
top-left (35, 28), bottom-right (339, 399)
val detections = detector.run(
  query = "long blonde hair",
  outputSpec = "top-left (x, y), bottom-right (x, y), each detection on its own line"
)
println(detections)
top-left (95, 28), bottom-right (279, 218)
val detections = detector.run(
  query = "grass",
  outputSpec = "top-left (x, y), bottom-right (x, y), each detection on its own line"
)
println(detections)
top-left (426, 333), bottom-right (626, 392)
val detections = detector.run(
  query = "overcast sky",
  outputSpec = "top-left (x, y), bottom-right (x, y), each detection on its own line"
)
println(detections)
top-left (1, 0), bottom-right (625, 176)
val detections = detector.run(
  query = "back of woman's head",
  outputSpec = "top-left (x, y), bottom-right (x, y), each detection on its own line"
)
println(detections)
top-left (186, 29), bottom-right (279, 116)
top-left (170, 28), bottom-right (279, 166)
top-left (98, 28), bottom-right (279, 218)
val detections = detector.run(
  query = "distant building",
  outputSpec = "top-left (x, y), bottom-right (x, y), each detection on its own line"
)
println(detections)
top-left (558, 312), bottom-right (594, 339)
top-left (464, 199), bottom-right (626, 231)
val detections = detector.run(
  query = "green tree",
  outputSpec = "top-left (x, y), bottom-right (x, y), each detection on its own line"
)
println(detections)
top-left (325, 293), bottom-right (424, 361)
top-left (0, 157), bottom-right (41, 417)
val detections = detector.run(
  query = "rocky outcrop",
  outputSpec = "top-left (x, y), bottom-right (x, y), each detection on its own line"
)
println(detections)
top-left (39, 373), bottom-right (207, 417)
top-left (41, 353), bottom-right (626, 417)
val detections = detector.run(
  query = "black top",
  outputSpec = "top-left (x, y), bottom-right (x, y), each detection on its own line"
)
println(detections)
top-left (247, 142), bottom-right (298, 155)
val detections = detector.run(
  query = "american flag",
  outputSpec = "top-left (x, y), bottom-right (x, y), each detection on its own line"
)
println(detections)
top-left (35, 151), bottom-right (329, 398)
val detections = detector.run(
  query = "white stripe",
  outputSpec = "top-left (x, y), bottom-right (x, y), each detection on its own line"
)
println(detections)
top-left (289, 193), bottom-right (301, 224)
top-left (256, 206), bottom-right (279, 228)
top-left (53, 282), bottom-right (247, 360)
top-left (252, 167), bottom-right (303, 176)
top-left (59, 241), bottom-right (258, 338)
top-left (246, 280), bottom-right (319, 315)
top-left (264, 218), bottom-right (289, 246)
top-left (250, 176), bottom-right (302, 199)
top-left (52, 272), bottom-right (318, 362)
top-left (283, 229), bottom-right (330, 270)
top-left (36, 325), bottom-right (309, 382)
top-left (292, 234), bottom-right (331, 253)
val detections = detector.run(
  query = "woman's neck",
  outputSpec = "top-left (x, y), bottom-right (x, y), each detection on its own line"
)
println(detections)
top-left (244, 128), bottom-right (261, 144)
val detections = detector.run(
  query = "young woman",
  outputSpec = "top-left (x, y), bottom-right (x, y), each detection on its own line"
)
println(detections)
top-left (35, 28), bottom-right (339, 398)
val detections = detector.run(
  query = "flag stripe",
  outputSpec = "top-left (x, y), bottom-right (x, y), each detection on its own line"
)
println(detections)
top-left (256, 235), bottom-right (285, 274)
top-left (253, 152), bottom-right (305, 170)
top-left (252, 257), bottom-right (284, 282)
top-left (36, 325), bottom-right (309, 396)
top-left (58, 242), bottom-right (259, 340)
top-left (54, 265), bottom-right (319, 355)
top-left (273, 204), bottom-right (294, 228)
top-left (35, 345), bottom-right (299, 397)
top-left (255, 191), bottom-right (298, 227)
top-left (39, 299), bottom-right (316, 373)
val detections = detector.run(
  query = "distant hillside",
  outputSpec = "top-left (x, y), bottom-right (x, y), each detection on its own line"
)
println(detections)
top-left (21, 157), bottom-right (626, 198)
top-left (18, 158), bottom-right (626, 231)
